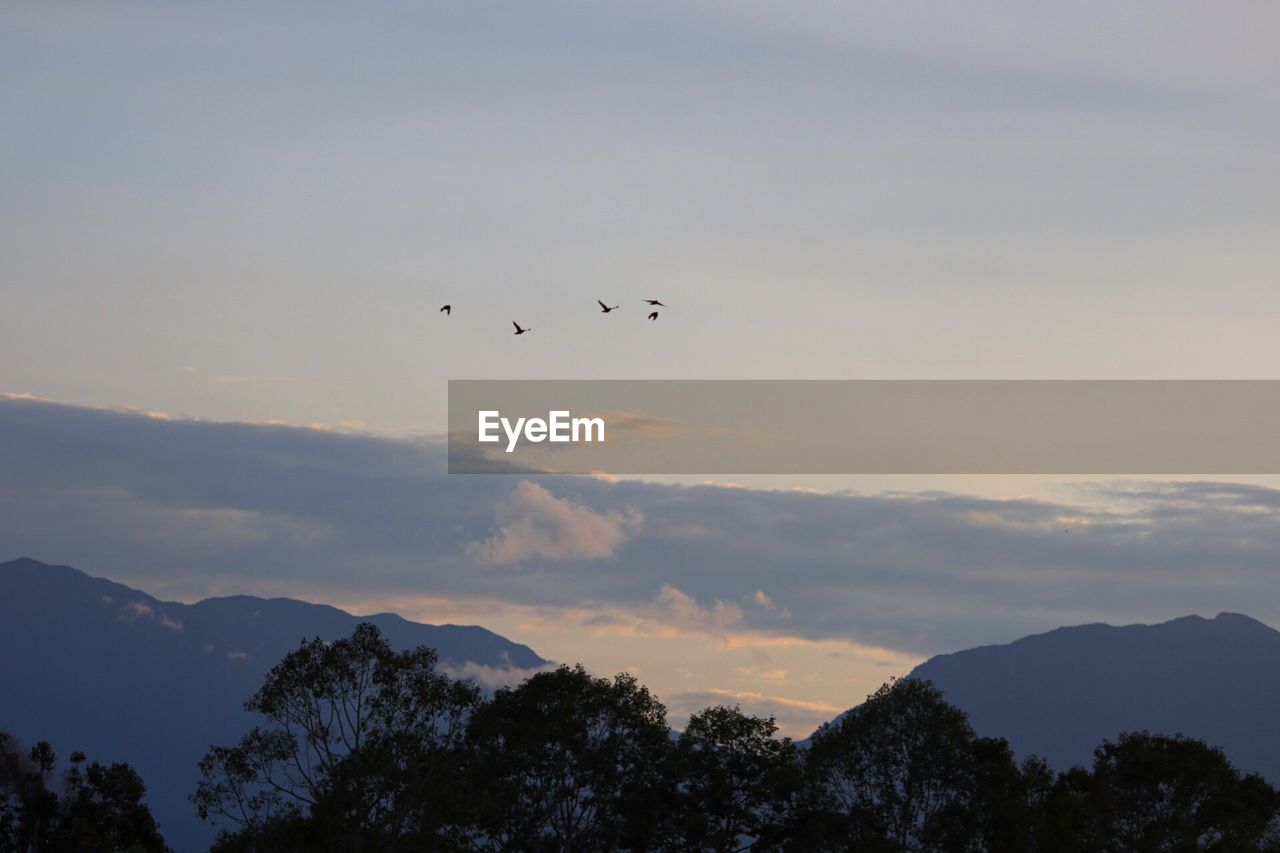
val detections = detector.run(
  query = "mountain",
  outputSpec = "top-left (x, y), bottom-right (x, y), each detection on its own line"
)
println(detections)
top-left (898, 613), bottom-right (1280, 780)
top-left (0, 557), bottom-right (546, 852)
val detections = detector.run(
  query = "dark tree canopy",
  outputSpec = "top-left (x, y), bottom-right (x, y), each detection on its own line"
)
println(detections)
top-left (189, 630), bottom-right (1280, 853)
top-left (193, 622), bottom-right (480, 851)
top-left (667, 704), bottom-right (802, 851)
top-left (0, 732), bottom-right (168, 853)
top-left (805, 677), bottom-right (1006, 851)
top-left (1040, 731), bottom-right (1280, 852)
top-left (464, 664), bottom-right (672, 851)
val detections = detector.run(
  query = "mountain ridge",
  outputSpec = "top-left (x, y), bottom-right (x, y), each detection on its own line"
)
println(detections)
top-left (0, 557), bottom-right (547, 851)
top-left (893, 610), bottom-right (1280, 782)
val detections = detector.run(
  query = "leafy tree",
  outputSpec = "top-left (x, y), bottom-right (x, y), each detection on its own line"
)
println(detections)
top-left (666, 705), bottom-right (802, 851)
top-left (193, 622), bottom-right (481, 850)
top-left (464, 664), bottom-right (672, 851)
top-left (188, 631), bottom-right (1280, 852)
top-left (1040, 731), bottom-right (1280, 852)
top-left (0, 731), bottom-right (52, 851)
top-left (957, 738), bottom-right (1055, 852)
top-left (0, 733), bottom-right (167, 852)
top-left (49, 751), bottom-right (169, 852)
top-left (804, 678), bottom-right (1020, 851)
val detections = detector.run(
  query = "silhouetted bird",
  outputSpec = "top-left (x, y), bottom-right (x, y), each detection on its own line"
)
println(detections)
top-left (598, 300), bottom-right (619, 313)
top-left (648, 312), bottom-right (659, 321)
top-left (440, 305), bottom-right (451, 315)
top-left (644, 299), bottom-right (666, 307)
top-left (513, 322), bottom-right (531, 335)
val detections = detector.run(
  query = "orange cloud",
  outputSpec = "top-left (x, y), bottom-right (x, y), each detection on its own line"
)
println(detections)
top-left (467, 480), bottom-right (642, 565)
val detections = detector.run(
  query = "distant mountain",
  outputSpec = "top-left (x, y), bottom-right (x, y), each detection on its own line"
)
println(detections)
top-left (891, 613), bottom-right (1280, 781)
top-left (0, 557), bottom-right (547, 852)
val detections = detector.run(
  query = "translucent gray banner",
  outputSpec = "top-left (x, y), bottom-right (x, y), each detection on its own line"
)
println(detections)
top-left (447, 380), bottom-right (1280, 474)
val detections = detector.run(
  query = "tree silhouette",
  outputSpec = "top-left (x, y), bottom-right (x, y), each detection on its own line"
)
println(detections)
top-left (805, 678), bottom-right (1022, 851)
top-left (667, 704), bottom-right (802, 851)
top-left (189, 629), bottom-right (1280, 852)
top-left (463, 665), bottom-right (671, 851)
top-left (0, 732), bottom-right (167, 852)
top-left (1041, 731), bottom-right (1280, 851)
top-left (193, 622), bottom-right (480, 850)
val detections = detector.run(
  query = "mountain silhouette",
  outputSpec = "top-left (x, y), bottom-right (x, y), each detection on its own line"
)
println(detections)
top-left (0, 557), bottom-right (546, 852)
top-left (893, 613), bottom-right (1280, 781)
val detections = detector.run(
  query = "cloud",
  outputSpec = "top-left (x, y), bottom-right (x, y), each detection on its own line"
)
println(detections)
top-left (587, 410), bottom-right (687, 442)
top-left (467, 480), bottom-right (642, 566)
top-left (735, 665), bottom-right (789, 683)
top-left (664, 688), bottom-right (845, 735)
top-left (752, 589), bottom-right (791, 619)
top-left (442, 659), bottom-right (559, 691)
top-left (119, 599), bottom-right (183, 631)
top-left (5, 396), bottom-right (1280, 660)
top-left (649, 583), bottom-right (743, 632)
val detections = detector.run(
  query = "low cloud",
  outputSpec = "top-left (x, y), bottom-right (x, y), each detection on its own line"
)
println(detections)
top-left (752, 589), bottom-right (791, 619)
top-left (467, 480), bottom-right (642, 566)
top-left (664, 688), bottom-right (845, 735)
top-left (119, 600), bottom-right (184, 631)
top-left (442, 659), bottom-right (560, 691)
top-left (5, 396), bottom-right (1280, 660)
top-left (649, 584), bottom-right (744, 633)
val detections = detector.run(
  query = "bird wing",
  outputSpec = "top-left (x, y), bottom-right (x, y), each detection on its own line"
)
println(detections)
top-left (598, 299), bottom-right (608, 309)
top-left (512, 322), bottom-right (521, 331)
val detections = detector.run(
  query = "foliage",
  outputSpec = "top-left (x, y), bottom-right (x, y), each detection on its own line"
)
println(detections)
top-left (190, 628), bottom-right (1280, 852)
top-left (666, 705), bottom-right (802, 851)
top-left (1039, 731), bottom-right (1280, 852)
top-left (804, 678), bottom-right (999, 850)
top-left (0, 731), bottom-right (168, 852)
top-left (192, 622), bottom-right (480, 851)
top-left (463, 664), bottom-right (672, 851)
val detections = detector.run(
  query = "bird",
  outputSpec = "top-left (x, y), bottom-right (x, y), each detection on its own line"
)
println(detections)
top-left (440, 304), bottom-right (451, 315)
top-left (648, 312), bottom-right (659, 321)
top-left (598, 299), bottom-right (619, 313)
top-left (644, 299), bottom-right (665, 307)
top-left (513, 322), bottom-right (531, 335)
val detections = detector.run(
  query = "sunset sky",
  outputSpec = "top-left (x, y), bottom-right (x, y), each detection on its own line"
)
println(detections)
top-left (4, 1), bottom-right (1279, 733)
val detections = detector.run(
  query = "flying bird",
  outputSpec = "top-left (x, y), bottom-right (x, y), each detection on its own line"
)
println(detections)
top-left (513, 322), bottom-right (531, 335)
top-left (440, 304), bottom-right (451, 315)
top-left (648, 312), bottom-right (659, 321)
top-left (644, 299), bottom-right (665, 307)
top-left (598, 299), bottom-right (619, 313)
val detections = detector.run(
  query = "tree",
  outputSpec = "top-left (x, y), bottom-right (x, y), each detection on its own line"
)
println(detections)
top-left (804, 678), bottom-right (1020, 851)
top-left (49, 751), bottom-right (169, 852)
top-left (193, 623), bottom-right (481, 850)
top-left (0, 731), bottom-right (53, 851)
top-left (667, 705), bottom-right (802, 851)
top-left (1040, 731), bottom-right (1280, 852)
top-left (963, 738), bottom-right (1050, 851)
top-left (464, 664), bottom-right (672, 851)
top-left (0, 733), bottom-right (167, 852)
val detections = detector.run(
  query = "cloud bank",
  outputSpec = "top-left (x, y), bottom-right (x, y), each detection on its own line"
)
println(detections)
top-left (4, 396), bottom-right (1280, 660)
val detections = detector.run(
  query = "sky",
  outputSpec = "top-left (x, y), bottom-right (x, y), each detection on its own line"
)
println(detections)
top-left (3, 2), bottom-right (1279, 733)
